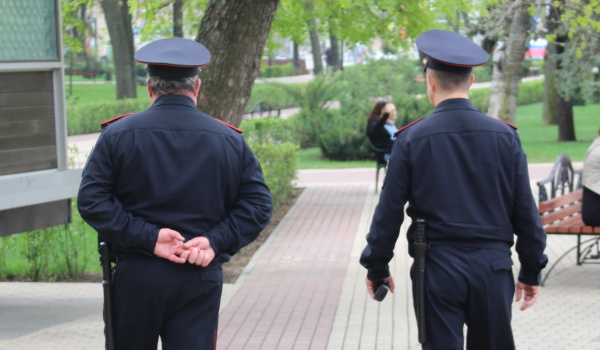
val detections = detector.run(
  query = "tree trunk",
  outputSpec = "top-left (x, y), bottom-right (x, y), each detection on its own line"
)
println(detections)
top-left (100, 0), bottom-right (137, 99)
top-left (293, 41), bottom-right (301, 75)
top-left (196, 0), bottom-right (279, 127)
top-left (328, 28), bottom-right (341, 72)
top-left (542, 40), bottom-right (558, 125)
top-left (307, 19), bottom-right (323, 75)
top-left (495, 2), bottom-right (530, 124)
top-left (173, 0), bottom-right (184, 38)
top-left (488, 47), bottom-right (505, 118)
top-left (557, 97), bottom-right (575, 141)
top-left (555, 29), bottom-right (576, 141)
top-left (542, 4), bottom-right (559, 125)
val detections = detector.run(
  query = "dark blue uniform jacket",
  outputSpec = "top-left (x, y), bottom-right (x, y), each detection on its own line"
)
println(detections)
top-left (360, 98), bottom-right (547, 285)
top-left (78, 94), bottom-right (272, 262)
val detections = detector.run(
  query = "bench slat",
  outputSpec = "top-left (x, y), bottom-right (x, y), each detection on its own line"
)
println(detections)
top-left (539, 189), bottom-right (583, 213)
top-left (544, 214), bottom-right (585, 233)
top-left (540, 202), bottom-right (582, 226)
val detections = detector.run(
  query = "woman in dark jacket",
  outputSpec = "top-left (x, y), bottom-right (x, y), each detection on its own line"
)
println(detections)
top-left (366, 101), bottom-right (397, 160)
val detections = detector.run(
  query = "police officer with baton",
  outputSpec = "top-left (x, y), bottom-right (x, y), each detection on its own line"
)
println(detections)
top-left (360, 29), bottom-right (548, 349)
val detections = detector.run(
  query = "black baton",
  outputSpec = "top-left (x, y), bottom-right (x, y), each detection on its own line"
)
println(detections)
top-left (413, 219), bottom-right (428, 344)
top-left (99, 242), bottom-right (115, 350)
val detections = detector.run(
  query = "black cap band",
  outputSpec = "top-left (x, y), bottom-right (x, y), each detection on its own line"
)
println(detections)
top-left (147, 65), bottom-right (199, 78)
top-left (425, 57), bottom-right (473, 74)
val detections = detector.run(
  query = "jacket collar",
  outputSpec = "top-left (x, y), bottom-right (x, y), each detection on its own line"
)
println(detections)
top-left (151, 93), bottom-right (197, 109)
top-left (432, 98), bottom-right (478, 114)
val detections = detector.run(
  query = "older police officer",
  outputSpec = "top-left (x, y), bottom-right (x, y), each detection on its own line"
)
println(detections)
top-left (78, 38), bottom-right (272, 349)
top-left (360, 30), bottom-right (548, 350)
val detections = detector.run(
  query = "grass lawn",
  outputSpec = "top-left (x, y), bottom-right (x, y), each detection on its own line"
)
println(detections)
top-left (513, 102), bottom-right (599, 163)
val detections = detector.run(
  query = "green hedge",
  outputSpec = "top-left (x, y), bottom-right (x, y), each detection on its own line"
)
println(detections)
top-left (470, 78), bottom-right (545, 113)
top-left (248, 142), bottom-right (298, 209)
top-left (242, 118), bottom-right (300, 208)
top-left (260, 63), bottom-right (295, 78)
top-left (67, 99), bottom-right (149, 135)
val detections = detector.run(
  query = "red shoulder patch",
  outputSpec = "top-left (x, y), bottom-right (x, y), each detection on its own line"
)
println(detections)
top-left (488, 115), bottom-right (517, 130)
top-left (215, 118), bottom-right (243, 134)
top-left (100, 113), bottom-right (135, 129)
top-left (394, 116), bottom-right (426, 137)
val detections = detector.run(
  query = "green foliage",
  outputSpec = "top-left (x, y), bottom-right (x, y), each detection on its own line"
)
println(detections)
top-left (337, 57), bottom-right (428, 121)
top-left (261, 63), bottom-right (295, 78)
top-left (238, 118), bottom-right (300, 208)
top-left (472, 63), bottom-right (493, 83)
top-left (0, 200), bottom-right (99, 281)
top-left (241, 117), bottom-right (299, 145)
top-left (516, 79), bottom-right (545, 106)
top-left (129, 0), bottom-right (209, 39)
top-left (272, 0), bottom-right (479, 49)
top-left (0, 236), bottom-right (7, 279)
top-left (275, 74), bottom-right (345, 148)
top-left (248, 142), bottom-right (299, 209)
top-left (247, 83), bottom-right (303, 110)
top-left (60, 0), bottom-right (94, 53)
top-left (470, 79), bottom-right (545, 113)
top-left (317, 109), bottom-right (370, 160)
top-left (67, 98), bottom-right (150, 135)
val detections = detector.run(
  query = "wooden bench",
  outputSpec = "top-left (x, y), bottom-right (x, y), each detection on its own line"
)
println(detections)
top-left (539, 188), bottom-right (600, 284)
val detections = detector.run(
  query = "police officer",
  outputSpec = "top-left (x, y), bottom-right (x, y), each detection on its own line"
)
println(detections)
top-left (360, 29), bottom-right (548, 350)
top-left (78, 37), bottom-right (272, 350)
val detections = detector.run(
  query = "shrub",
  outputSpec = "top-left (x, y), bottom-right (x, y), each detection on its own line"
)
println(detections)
top-left (261, 63), bottom-right (295, 78)
top-left (67, 99), bottom-right (149, 135)
top-left (247, 83), bottom-right (302, 110)
top-left (248, 142), bottom-right (298, 209)
top-left (242, 118), bottom-right (299, 208)
top-left (317, 108), bottom-right (371, 160)
top-left (241, 117), bottom-right (299, 145)
top-left (273, 75), bottom-right (345, 148)
top-left (469, 78), bottom-right (545, 113)
top-left (473, 64), bottom-right (493, 83)
top-left (516, 79), bottom-right (545, 106)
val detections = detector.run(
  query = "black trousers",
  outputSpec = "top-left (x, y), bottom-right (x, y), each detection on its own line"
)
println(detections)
top-left (582, 186), bottom-right (600, 226)
top-left (411, 245), bottom-right (515, 350)
top-left (110, 257), bottom-right (222, 350)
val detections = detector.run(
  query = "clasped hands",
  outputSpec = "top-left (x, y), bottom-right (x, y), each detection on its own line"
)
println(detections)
top-left (153, 228), bottom-right (215, 266)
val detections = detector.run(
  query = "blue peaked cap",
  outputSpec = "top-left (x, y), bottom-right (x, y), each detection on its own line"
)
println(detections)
top-left (416, 30), bottom-right (488, 74)
top-left (135, 37), bottom-right (211, 78)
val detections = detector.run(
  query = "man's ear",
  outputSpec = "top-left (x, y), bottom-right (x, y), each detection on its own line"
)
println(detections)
top-left (426, 73), bottom-right (436, 92)
top-left (194, 78), bottom-right (201, 97)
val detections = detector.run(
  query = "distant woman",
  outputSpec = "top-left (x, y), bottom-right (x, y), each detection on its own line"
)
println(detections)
top-left (582, 127), bottom-right (600, 226)
top-left (366, 101), bottom-right (398, 160)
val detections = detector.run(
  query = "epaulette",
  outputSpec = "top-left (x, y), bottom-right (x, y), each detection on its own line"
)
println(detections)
top-left (100, 113), bottom-right (135, 129)
top-left (394, 116), bottom-right (426, 137)
top-left (215, 118), bottom-right (243, 134)
top-left (488, 115), bottom-right (517, 130)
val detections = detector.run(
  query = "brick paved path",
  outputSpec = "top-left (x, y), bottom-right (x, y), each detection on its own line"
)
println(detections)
top-left (218, 184), bottom-right (368, 349)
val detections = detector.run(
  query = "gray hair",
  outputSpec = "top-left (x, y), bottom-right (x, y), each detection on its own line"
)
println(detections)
top-left (147, 75), bottom-right (197, 96)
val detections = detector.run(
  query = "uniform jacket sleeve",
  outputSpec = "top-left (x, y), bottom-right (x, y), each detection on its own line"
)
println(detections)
top-left (77, 132), bottom-right (160, 253)
top-left (511, 134), bottom-right (548, 285)
top-left (201, 141), bottom-right (273, 257)
top-left (360, 138), bottom-right (409, 281)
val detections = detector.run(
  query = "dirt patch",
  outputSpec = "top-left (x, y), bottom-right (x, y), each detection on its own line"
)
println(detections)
top-left (223, 188), bottom-right (303, 283)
